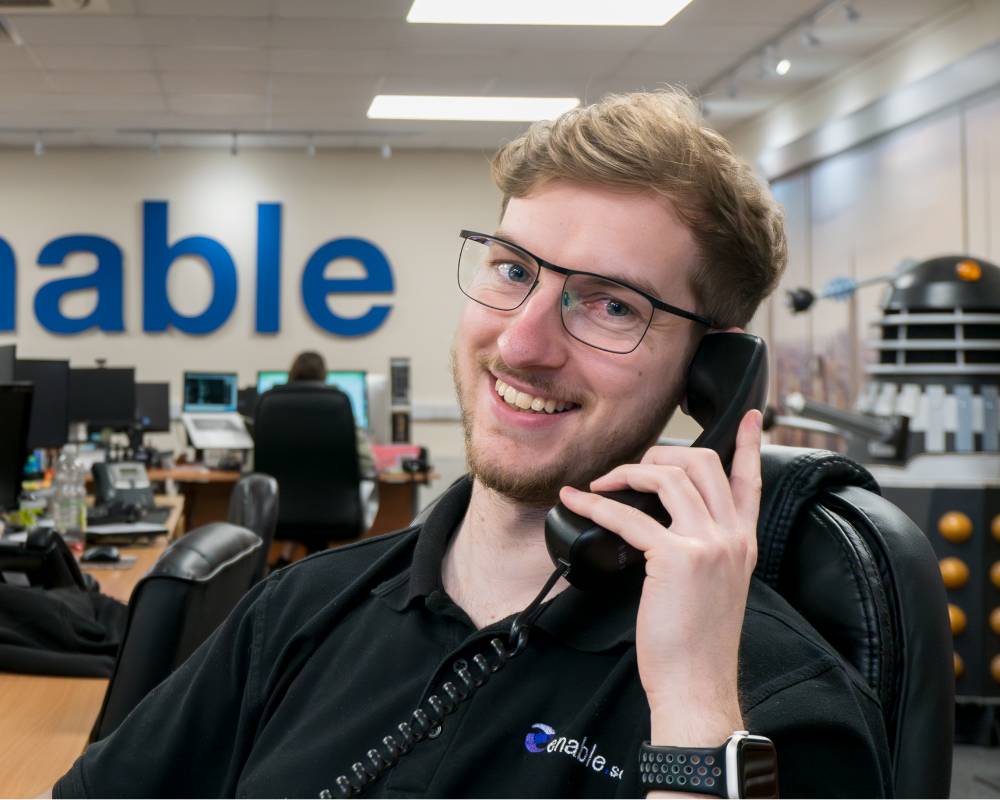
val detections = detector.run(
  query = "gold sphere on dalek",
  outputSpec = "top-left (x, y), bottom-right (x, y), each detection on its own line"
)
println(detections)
top-left (991, 514), bottom-right (1000, 543)
top-left (991, 561), bottom-right (1000, 590)
top-left (955, 652), bottom-right (965, 678)
top-left (940, 558), bottom-right (970, 590)
top-left (992, 655), bottom-right (1000, 685)
top-left (938, 511), bottom-right (973, 543)
top-left (990, 607), bottom-right (1000, 636)
top-left (948, 604), bottom-right (967, 635)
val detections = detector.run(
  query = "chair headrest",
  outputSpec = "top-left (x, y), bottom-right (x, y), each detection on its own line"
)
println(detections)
top-left (147, 522), bottom-right (261, 583)
top-left (755, 445), bottom-right (879, 587)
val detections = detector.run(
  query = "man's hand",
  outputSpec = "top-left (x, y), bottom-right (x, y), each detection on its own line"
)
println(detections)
top-left (557, 409), bottom-right (763, 748)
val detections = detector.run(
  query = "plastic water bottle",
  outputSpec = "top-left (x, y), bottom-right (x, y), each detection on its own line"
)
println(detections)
top-left (49, 446), bottom-right (77, 534)
top-left (69, 448), bottom-right (87, 534)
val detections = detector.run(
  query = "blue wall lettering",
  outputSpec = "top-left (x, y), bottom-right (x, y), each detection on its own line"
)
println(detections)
top-left (301, 237), bottom-right (394, 337)
top-left (0, 238), bottom-right (14, 332)
top-left (142, 200), bottom-right (238, 335)
top-left (255, 203), bottom-right (282, 334)
top-left (34, 235), bottom-right (125, 334)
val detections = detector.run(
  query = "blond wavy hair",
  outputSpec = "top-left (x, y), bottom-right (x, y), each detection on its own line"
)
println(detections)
top-left (491, 89), bottom-right (787, 328)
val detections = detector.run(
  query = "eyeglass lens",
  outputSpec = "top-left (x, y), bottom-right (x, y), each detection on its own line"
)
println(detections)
top-left (458, 234), bottom-right (653, 354)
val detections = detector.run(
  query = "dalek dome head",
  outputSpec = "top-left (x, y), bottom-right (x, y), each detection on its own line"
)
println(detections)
top-left (883, 256), bottom-right (1000, 312)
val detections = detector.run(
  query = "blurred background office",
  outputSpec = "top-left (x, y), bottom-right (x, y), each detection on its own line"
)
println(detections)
top-left (1, 0), bottom-right (1000, 796)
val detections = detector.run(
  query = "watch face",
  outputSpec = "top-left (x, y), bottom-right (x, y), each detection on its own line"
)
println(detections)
top-left (738, 738), bottom-right (779, 798)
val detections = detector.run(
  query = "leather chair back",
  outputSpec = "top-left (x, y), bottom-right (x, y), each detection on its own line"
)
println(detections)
top-left (227, 472), bottom-right (279, 582)
top-left (253, 382), bottom-right (363, 551)
top-left (756, 445), bottom-right (954, 798)
top-left (90, 522), bottom-right (261, 741)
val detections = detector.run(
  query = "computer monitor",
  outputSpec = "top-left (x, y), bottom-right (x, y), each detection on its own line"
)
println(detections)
top-left (183, 372), bottom-right (238, 413)
top-left (136, 382), bottom-right (171, 432)
top-left (14, 359), bottom-right (70, 449)
top-left (256, 369), bottom-right (369, 428)
top-left (256, 370), bottom-right (288, 395)
top-left (326, 370), bottom-right (368, 430)
top-left (69, 367), bottom-right (136, 429)
top-left (0, 344), bottom-right (14, 382)
top-left (0, 382), bottom-right (32, 511)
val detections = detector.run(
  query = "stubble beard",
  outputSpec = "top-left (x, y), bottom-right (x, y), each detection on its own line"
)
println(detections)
top-left (451, 346), bottom-right (680, 506)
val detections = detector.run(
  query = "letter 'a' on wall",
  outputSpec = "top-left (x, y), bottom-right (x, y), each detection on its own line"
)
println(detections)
top-left (34, 235), bottom-right (125, 334)
top-left (301, 237), bottom-right (394, 336)
top-left (0, 238), bottom-right (14, 331)
top-left (142, 200), bottom-right (238, 335)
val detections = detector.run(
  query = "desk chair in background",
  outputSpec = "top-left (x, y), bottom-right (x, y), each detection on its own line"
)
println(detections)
top-left (227, 472), bottom-right (279, 582)
top-left (90, 522), bottom-right (261, 741)
top-left (755, 445), bottom-right (954, 798)
top-left (253, 382), bottom-right (364, 555)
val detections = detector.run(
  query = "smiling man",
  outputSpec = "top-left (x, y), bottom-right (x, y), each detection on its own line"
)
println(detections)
top-left (51, 90), bottom-right (891, 799)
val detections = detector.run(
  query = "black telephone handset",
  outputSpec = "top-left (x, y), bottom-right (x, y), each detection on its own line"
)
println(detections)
top-left (544, 332), bottom-right (769, 591)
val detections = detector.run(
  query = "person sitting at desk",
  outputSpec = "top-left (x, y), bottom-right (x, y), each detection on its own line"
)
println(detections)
top-left (49, 89), bottom-right (890, 798)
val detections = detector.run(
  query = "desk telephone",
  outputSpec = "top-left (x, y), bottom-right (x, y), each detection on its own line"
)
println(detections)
top-left (90, 462), bottom-right (155, 524)
top-left (331, 333), bottom-right (769, 797)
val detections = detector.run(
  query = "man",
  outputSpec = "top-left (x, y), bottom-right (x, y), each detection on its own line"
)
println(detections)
top-left (51, 90), bottom-right (890, 798)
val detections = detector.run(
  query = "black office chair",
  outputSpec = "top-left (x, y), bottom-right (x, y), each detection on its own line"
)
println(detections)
top-left (756, 445), bottom-right (954, 798)
top-left (227, 472), bottom-right (279, 582)
top-left (253, 382), bottom-right (364, 553)
top-left (90, 522), bottom-right (261, 741)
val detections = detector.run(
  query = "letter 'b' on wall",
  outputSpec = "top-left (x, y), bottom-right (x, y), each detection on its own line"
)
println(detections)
top-left (301, 238), bottom-right (394, 336)
top-left (142, 200), bottom-right (238, 335)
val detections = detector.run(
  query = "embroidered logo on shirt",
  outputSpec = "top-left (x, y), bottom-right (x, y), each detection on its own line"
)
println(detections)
top-left (522, 722), bottom-right (624, 780)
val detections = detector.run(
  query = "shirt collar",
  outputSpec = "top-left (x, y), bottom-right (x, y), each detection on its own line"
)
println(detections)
top-left (372, 475), bottom-right (640, 653)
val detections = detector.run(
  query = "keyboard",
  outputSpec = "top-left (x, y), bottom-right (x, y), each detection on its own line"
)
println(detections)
top-left (193, 418), bottom-right (240, 432)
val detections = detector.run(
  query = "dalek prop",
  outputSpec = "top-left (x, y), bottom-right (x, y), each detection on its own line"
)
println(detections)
top-left (781, 256), bottom-right (1000, 736)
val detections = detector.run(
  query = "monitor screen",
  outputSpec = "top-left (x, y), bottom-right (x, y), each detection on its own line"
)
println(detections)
top-left (136, 382), bottom-right (171, 432)
top-left (0, 382), bottom-right (32, 511)
top-left (326, 370), bottom-right (368, 430)
top-left (69, 367), bottom-right (136, 428)
top-left (183, 372), bottom-right (238, 413)
top-left (256, 370), bottom-right (288, 395)
top-left (256, 369), bottom-right (368, 428)
top-left (14, 359), bottom-right (69, 449)
top-left (0, 344), bottom-right (14, 382)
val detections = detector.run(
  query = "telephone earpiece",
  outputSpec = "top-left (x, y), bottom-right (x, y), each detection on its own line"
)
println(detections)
top-left (544, 333), bottom-right (769, 591)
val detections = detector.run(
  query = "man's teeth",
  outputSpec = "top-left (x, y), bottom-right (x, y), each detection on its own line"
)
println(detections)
top-left (495, 378), bottom-right (574, 413)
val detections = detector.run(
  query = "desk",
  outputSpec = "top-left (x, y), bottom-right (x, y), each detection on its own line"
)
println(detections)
top-left (0, 494), bottom-right (185, 798)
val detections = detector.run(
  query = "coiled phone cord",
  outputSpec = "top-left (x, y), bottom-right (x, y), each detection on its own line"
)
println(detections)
top-left (329, 560), bottom-right (570, 798)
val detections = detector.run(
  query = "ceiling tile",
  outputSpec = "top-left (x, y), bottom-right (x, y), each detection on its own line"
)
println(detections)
top-left (0, 45), bottom-right (40, 71)
top-left (30, 45), bottom-right (154, 70)
top-left (269, 18), bottom-right (406, 49)
top-left (134, 0), bottom-right (270, 16)
top-left (272, 0), bottom-right (412, 20)
top-left (4, 16), bottom-right (145, 46)
top-left (161, 71), bottom-right (269, 95)
top-left (47, 70), bottom-right (161, 94)
top-left (167, 94), bottom-right (269, 115)
top-left (152, 46), bottom-right (269, 72)
top-left (268, 72), bottom-right (380, 96)
top-left (269, 48), bottom-right (392, 75)
top-left (0, 72), bottom-right (55, 95)
top-left (138, 16), bottom-right (269, 48)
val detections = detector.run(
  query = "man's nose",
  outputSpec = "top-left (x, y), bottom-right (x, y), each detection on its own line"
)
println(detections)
top-left (496, 278), bottom-right (569, 370)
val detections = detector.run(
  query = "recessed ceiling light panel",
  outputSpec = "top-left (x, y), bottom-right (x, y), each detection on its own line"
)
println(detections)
top-left (367, 95), bottom-right (580, 122)
top-left (406, 0), bottom-right (694, 26)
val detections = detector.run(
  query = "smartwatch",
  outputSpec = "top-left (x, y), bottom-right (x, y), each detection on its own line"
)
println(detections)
top-left (638, 731), bottom-right (778, 798)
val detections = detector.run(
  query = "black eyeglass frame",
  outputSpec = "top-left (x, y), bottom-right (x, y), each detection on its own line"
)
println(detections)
top-left (457, 229), bottom-right (717, 354)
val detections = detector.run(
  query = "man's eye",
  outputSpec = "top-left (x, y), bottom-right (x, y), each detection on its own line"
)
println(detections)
top-left (498, 262), bottom-right (530, 282)
top-left (605, 299), bottom-right (632, 317)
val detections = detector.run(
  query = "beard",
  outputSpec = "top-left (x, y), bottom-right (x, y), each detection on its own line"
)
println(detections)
top-left (451, 346), bottom-right (681, 506)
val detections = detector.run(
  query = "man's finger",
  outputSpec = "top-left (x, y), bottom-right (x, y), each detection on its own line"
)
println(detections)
top-left (729, 409), bottom-right (763, 524)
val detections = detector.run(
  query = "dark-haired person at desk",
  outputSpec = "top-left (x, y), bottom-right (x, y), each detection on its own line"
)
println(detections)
top-left (48, 90), bottom-right (890, 798)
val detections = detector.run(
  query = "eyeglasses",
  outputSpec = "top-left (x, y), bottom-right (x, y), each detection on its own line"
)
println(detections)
top-left (457, 230), bottom-right (716, 354)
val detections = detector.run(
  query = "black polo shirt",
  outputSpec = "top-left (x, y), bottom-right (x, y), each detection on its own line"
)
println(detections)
top-left (55, 477), bottom-right (891, 798)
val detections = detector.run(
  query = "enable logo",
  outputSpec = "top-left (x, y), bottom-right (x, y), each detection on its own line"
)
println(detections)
top-left (522, 722), bottom-right (624, 780)
top-left (524, 723), bottom-right (555, 753)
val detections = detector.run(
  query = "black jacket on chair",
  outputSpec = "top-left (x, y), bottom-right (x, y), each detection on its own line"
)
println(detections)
top-left (756, 445), bottom-right (954, 798)
top-left (254, 382), bottom-right (363, 552)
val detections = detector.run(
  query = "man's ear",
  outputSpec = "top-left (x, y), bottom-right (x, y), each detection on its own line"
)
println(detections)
top-left (680, 325), bottom-right (745, 415)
